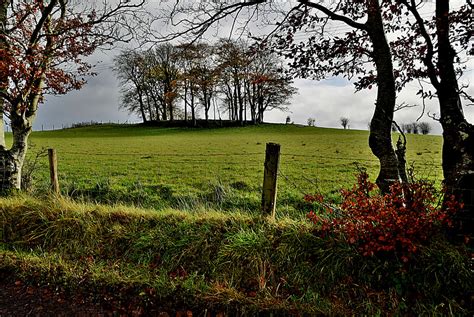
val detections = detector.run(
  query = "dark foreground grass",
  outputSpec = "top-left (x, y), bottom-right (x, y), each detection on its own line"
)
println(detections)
top-left (1, 196), bottom-right (472, 315)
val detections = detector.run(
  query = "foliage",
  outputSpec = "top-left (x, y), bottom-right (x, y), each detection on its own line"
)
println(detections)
top-left (0, 0), bottom-right (143, 114)
top-left (306, 172), bottom-right (461, 262)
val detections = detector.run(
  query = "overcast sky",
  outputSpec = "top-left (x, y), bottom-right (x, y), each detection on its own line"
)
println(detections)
top-left (30, 1), bottom-right (474, 134)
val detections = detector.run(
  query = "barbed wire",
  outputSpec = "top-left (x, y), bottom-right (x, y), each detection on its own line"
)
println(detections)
top-left (59, 151), bottom-right (263, 157)
top-left (278, 169), bottom-right (344, 215)
top-left (47, 150), bottom-right (444, 171)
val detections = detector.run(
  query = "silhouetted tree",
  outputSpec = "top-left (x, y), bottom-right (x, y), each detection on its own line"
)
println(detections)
top-left (340, 117), bottom-right (349, 130)
top-left (398, 0), bottom-right (473, 212)
top-left (418, 122), bottom-right (431, 135)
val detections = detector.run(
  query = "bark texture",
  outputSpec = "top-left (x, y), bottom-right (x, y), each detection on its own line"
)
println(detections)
top-left (366, 0), bottom-right (401, 193)
top-left (0, 0), bottom-right (8, 149)
top-left (436, 0), bottom-right (474, 234)
top-left (0, 104), bottom-right (34, 191)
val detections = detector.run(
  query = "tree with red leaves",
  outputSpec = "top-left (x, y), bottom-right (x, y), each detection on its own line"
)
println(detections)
top-left (0, 0), bottom-right (144, 191)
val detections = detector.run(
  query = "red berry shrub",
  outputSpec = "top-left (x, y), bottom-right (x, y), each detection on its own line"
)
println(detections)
top-left (306, 172), bottom-right (461, 262)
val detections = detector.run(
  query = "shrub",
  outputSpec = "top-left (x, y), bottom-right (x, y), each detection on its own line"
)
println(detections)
top-left (306, 172), bottom-right (461, 262)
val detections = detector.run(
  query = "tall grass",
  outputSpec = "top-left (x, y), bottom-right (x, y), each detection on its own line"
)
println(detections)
top-left (1, 195), bottom-right (471, 315)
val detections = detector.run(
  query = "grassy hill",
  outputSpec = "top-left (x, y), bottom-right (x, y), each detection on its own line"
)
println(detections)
top-left (16, 123), bottom-right (443, 214)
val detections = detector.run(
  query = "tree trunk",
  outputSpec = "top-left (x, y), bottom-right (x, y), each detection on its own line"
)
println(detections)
top-left (0, 108), bottom-right (5, 149)
top-left (137, 90), bottom-right (147, 123)
top-left (161, 101), bottom-right (167, 121)
top-left (236, 78), bottom-right (244, 125)
top-left (257, 87), bottom-right (264, 123)
top-left (0, 113), bottom-right (32, 192)
top-left (0, 0), bottom-right (7, 149)
top-left (184, 81), bottom-right (188, 122)
top-left (249, 83), bottom-right (257, 124)
top-left (436, 0), bottom-right (474, 233)
top-left (366, 0), bottom-right (400, 193)
top-left (0, 0), bottom-right (45, 193)
top-left (168, 97), bottom-right (174, 122)
top-left (0, 150), bottom-right (21, 191)
top-left (190, 88), bottom-right (196, 127)
top-left (205, 98), bottom-right (210, 121)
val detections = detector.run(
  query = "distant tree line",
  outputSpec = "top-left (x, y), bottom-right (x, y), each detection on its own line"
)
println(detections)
top-left (113, 40), bottom-right (297, 126)
top-left (391, 122), bottom-right (432, 135)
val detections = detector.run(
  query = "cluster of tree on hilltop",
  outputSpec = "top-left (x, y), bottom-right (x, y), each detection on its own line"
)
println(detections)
top-left (113, 40), bottom-right (297, 127)
top-left (398, 122), bottom-right (432, 135)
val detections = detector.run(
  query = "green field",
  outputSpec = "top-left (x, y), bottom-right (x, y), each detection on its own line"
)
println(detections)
top-left (17, 123), bottom-right (443, 214)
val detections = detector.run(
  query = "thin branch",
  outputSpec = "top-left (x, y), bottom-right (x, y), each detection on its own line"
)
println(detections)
top-left (394, 102), bottom-right (416, 112)
top-left (298, 0), bottom-right (367, 31)
top-left (401, 0), bottom-right (440, 89)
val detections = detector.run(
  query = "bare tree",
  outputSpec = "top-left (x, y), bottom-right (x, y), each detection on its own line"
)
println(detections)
top-left (340, 117), bottom-right (349, 130)
top-left (145, 45), bottom-right (181, 122)
top-left (398, 1), bottom-right (473, 227)
top-left (114, 50), bottom-right (149, 123)
top-left (192, 44), bottom-right (219, 122)
top-left (246, 49), bottom-right (297, 123)
top-left (403, 124), bottom-right (413, 134)
top-left (418, 122), bottom-right (431, 135)
top-left (175, 43), bottom-right (203, 127)
top-left (215, 39), bottom-right (249, 124)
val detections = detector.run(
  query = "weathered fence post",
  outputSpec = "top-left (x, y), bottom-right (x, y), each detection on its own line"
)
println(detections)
top-left (48, 148), bottom-right (59, 194)
top-left (262, 143), bottom-right (280, 218)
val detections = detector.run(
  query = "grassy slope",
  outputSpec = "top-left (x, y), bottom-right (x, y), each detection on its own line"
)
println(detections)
top-left (1, 196), bottom-right (471, 315)
top-left (16, 124), bottom-right (443, 213)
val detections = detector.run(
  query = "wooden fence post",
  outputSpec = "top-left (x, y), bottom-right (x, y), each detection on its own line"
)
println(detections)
top-left (48, 148), bottom-right (59, 194)
top-left (262, 143), bottom-right (280, 218)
